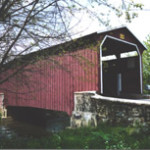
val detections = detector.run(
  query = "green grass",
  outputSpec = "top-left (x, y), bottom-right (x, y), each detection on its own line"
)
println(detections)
top-left (0, 123), bottom-right (150, 149)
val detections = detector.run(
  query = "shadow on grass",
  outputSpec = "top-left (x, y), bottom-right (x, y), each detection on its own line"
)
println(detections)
top-left (1, 123), bottom-right (150, 149)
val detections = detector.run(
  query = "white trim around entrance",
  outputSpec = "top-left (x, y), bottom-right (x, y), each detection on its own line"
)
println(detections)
top-left (100, 35), bottom-right (143, 94)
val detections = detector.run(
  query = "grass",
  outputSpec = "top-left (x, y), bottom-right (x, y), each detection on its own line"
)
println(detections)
top-left (0, 123), bottom-right (150, 149)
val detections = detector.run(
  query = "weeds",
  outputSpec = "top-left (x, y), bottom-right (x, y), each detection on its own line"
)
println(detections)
top-left (0, 112), bottom-right (2, 120)
top-left (0, 124), bottom-right (150, 149)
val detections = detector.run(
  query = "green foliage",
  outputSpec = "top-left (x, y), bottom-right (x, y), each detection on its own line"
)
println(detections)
top-left (0, 112), bottom-right (1, 120)
top-left (143, 35), bottom-right (150, 93)
top-left (1, 124), bottom-right (150, 149)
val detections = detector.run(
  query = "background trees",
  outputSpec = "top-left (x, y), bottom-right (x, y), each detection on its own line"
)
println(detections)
top-left (143, 36), bottom-right (150, 93)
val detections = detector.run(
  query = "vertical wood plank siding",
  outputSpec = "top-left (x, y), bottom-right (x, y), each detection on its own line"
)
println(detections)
top-left (3, 49), bottom-right (99, 115)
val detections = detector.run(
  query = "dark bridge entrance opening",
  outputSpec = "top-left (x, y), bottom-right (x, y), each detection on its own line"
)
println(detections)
top-left (100, 35), bottom-right (142, 97)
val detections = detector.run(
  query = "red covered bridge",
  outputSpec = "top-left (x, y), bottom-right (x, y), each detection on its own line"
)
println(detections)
top-left (0, 26), bottom-right (146, 116)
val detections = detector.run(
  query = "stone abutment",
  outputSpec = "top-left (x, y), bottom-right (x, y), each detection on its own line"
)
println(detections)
top-left (71, 91), bottom-right (150, 128)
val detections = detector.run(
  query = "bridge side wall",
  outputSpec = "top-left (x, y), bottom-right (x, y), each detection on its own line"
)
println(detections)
top-left (2, 49), bottom-right (99, 115)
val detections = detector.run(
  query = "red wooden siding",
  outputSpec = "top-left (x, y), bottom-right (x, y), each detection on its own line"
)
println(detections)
top-left (1, 49), bottom-right (99, 115)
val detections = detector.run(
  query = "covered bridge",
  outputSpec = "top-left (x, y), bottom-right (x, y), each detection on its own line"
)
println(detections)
top-left (0, 26), bottom-right (146, 115)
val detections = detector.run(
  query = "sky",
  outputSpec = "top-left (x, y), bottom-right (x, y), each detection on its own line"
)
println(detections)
top-left (71, 0), bottom-right (150, 44)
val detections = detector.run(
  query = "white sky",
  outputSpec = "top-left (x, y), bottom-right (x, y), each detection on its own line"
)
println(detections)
top-left (71, 0), bottom-right (150, 43)
top-left (126, 0), bottom-right (150, 42)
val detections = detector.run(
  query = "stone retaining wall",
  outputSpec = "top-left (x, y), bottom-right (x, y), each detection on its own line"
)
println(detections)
top-left (71, 91), bottom-right (150, 128)
top-left (0, 93), bottom-right (7, 119)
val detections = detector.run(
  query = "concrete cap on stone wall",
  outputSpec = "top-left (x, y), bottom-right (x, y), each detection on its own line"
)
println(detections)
top-left (92, 93), bottom-right (150, 106)
top-left (74, 91), bottom-right (96, 94)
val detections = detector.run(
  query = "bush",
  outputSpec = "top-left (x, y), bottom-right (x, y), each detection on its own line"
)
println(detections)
top-left (0, 112), bottom-right (2, 120)
top-left (1, 123), bottom-right (150, 149)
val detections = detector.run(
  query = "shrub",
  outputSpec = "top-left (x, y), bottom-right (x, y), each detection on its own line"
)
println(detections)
top-left (1, 123), bottom-right (150, 149)
top-left (0, 112), bottom-right (2, 120)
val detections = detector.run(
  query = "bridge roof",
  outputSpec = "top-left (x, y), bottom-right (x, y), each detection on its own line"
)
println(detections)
top-left (6, 26), bottom-right (147, 67)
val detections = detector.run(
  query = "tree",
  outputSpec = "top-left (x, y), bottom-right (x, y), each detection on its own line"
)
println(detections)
top-left (0, 0), bottom-right (143, 88)
top-left (143, 35), bottom-right (150, 93)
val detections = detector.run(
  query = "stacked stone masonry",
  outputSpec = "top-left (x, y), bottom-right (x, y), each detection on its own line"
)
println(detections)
top-left (71, 91), bottom-right (150, 128)
top-left (0, 93), bottom-right (7, 119)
